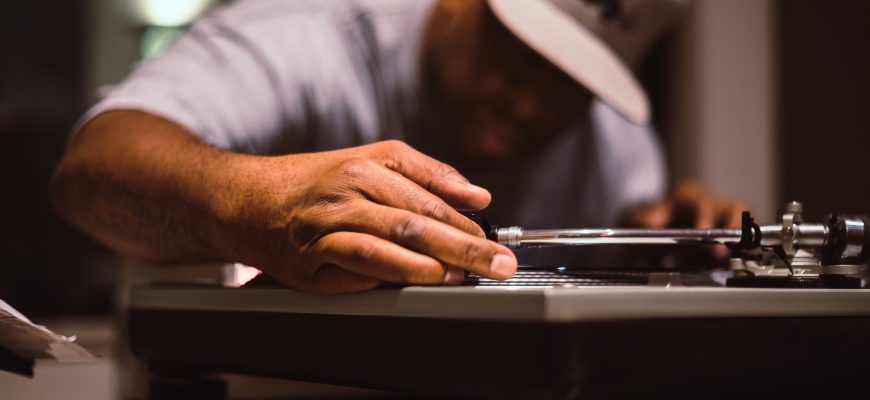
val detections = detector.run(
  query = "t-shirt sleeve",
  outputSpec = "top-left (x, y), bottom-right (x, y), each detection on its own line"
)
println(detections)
top-left (591, 100), bottom-right (667, 222)
top-left (78, 7), bottom-right (312, 154)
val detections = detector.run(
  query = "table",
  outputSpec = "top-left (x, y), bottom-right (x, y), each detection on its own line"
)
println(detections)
top-left (128, 281), bottom-right (870, 399)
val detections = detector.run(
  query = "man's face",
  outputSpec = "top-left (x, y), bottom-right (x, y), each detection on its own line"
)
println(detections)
top-left (425, 0), bottom-right (593, 163)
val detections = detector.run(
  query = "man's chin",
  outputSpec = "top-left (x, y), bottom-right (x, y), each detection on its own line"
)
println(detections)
top-left (481, 134), bottom-right (517, 159)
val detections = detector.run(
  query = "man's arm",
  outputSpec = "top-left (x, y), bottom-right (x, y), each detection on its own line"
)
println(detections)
top-left (51, 110), bottom-right (518, 294)
top-left (51, 111), bottom-right (239, 262)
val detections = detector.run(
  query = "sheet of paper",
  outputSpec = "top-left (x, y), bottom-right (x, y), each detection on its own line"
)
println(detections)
top-left (0, 299), bottom-right (95, 363)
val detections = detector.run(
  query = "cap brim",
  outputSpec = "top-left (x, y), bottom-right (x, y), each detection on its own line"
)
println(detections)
top-left (487, 0), bottom-right (650, 124)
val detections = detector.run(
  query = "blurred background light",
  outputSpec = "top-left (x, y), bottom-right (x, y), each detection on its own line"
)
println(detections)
top-left (130, 0), bottom-right (215, 27)
top-left (140, 26), bottom-right (185, 59)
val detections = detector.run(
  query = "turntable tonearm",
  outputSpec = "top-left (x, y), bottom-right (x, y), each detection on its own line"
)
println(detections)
top-left (472, 201), bottom-right (869, 288)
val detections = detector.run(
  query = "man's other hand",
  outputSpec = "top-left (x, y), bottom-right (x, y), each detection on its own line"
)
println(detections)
top-left (621, 181), bottom-right (747, 230)
top-left (620, 181), bottom-right (746, 258)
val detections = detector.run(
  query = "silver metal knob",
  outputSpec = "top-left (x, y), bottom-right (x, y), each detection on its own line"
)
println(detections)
top-left (497, 226), bottom-right (524, 248)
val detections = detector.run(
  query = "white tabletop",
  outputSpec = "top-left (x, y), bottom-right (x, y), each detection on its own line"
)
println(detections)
top-left (129, 284), bottom-right (870, 323)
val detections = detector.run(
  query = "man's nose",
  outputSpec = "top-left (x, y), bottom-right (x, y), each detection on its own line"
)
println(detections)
top-left (501, 88), bottom-right (541, 119)
top-left (508, 93), bottom-right (541, 120)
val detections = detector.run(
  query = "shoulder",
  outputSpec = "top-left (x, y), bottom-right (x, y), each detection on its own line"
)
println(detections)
top-left (192, 0), bottom-right (428, 77)
top-left (206, 0), bottom-right (424, 29)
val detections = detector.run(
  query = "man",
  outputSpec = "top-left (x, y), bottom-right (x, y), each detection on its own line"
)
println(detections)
top-left (51, 0), bottom-right (743, 294)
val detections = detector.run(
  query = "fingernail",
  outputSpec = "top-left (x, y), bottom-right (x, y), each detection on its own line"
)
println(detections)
top-left (489, 254), bottom-right (516, 279)
top-left (465, 182), bottom-right (489, 194)
top-left (443, 267), bottom-right (465, 285)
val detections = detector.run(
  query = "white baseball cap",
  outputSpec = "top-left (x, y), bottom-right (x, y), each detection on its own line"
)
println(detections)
top-left (486, 0), bottom-right (687, 125)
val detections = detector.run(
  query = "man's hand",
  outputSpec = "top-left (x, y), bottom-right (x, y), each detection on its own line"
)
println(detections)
top-left (622, 181), bottom-right (747, 229)
top-left (229, 140), bottom-right (518, 294)
top-left (51, 111), bottom-right (517, 295)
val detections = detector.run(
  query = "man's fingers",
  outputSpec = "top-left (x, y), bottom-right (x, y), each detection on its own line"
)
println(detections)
top-left (673, 192), bottom-right (743, 229)
top-left (307, 264), bottom-right (382, 295)
top-left (367, 140), bottom-right (491, 211)
top-left (339, 202), bottom-right (516, 280)
top-left (671, 182), bottom-right (716, 228)
top-left (721, 201), bottom-right (748, 228)
top-left (348, 162), bottom-right (485, 237)
top-left (623, 200), bottom-right (673, 228)
top-left (313, 231), bottom-right (465, 285)
top-left (626, 181), bottom-right (749, 230)
top-left (691, 200), bottom-right (716, 229)
top-left (712, 201), bottom-right (746, 259)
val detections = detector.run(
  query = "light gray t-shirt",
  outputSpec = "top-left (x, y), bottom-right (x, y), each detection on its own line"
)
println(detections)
top-left (83, 0), bottom-right (665, 228)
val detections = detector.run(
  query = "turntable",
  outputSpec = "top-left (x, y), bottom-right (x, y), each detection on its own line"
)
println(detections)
top-left (472, 200), bottom-right (869, 288)
top-left (128, 202), bottom-right (870, 399)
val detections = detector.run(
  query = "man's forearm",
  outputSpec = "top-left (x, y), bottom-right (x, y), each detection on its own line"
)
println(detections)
top-left (51, 110), bottom-right (518, 293)
top-left (50, 110), bottom-right (248, 263)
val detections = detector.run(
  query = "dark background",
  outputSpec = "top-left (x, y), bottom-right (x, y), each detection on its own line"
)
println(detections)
top-left (778, 1), bottom-right (870, 220)
top-left (1, 0), bottom-right (118, 317)
top-left (1, 0), bottom-right (868, 316)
